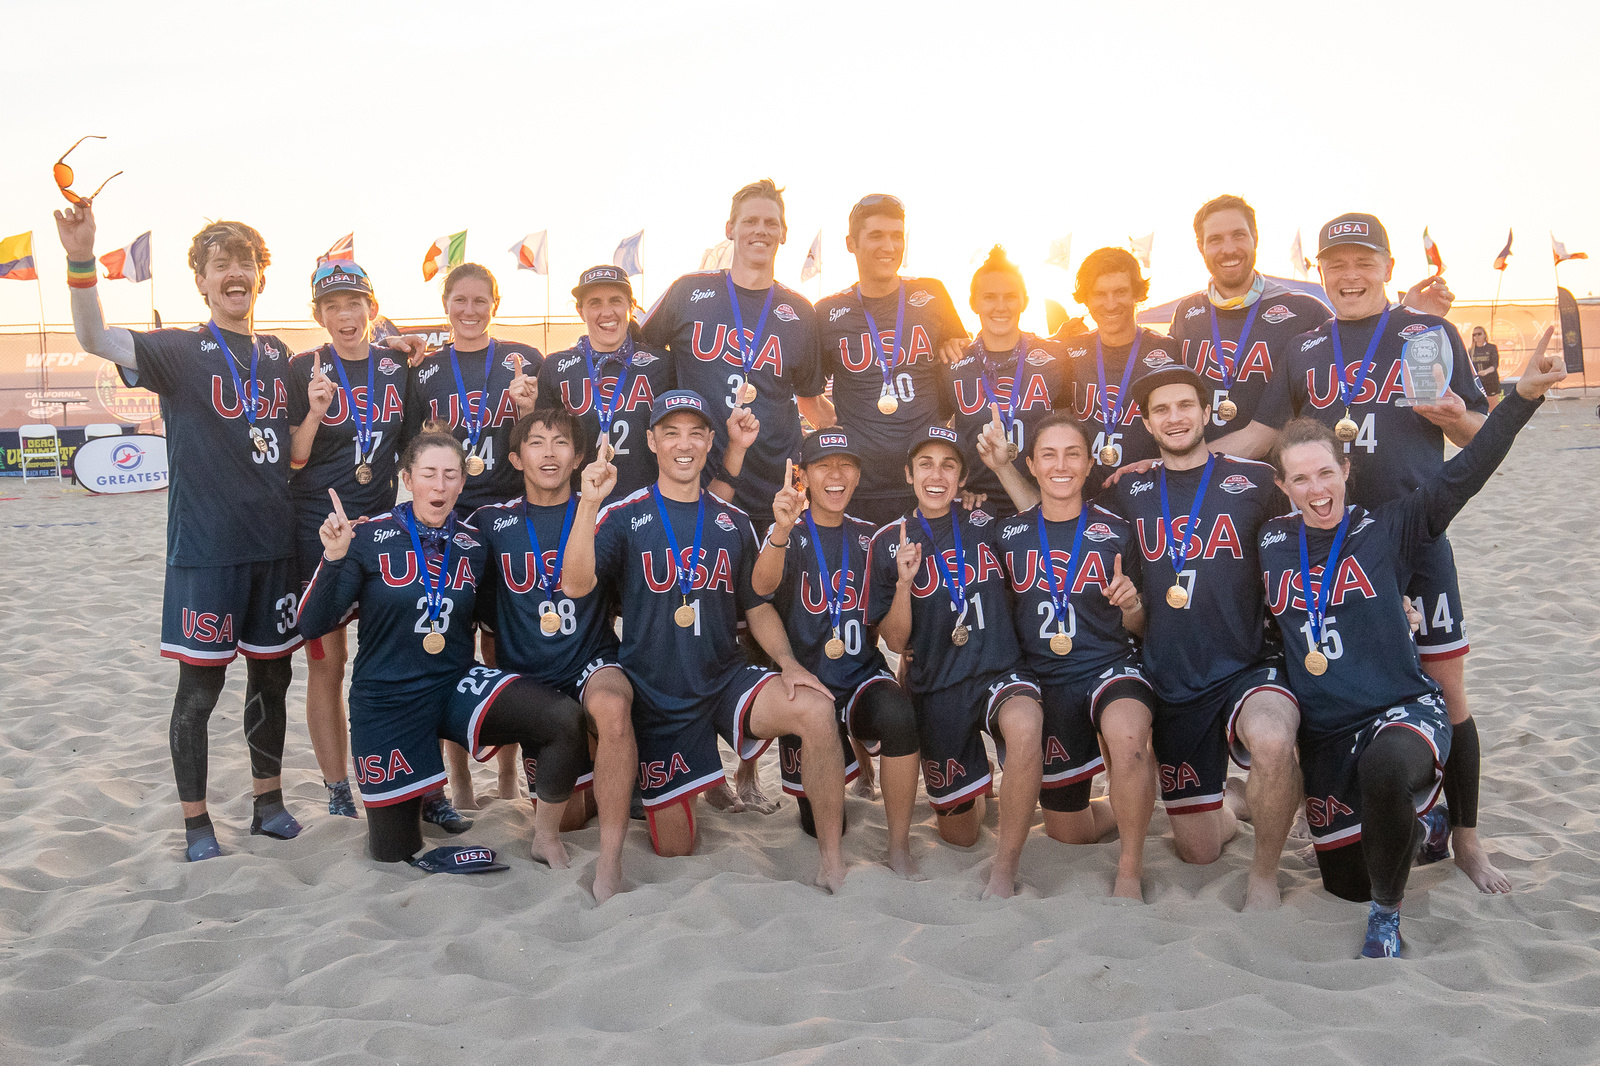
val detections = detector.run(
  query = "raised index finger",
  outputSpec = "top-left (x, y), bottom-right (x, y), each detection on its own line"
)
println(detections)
top-left (328, 487), bottom-right (349, 525)
top-left (1114, 552), bottom-right (1123, 577)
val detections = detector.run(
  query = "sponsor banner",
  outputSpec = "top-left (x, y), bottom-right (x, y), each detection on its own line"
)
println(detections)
top-left (71, 434), bottom-right (169, 493)
top-left (0, 426), bottom-right (106, 477)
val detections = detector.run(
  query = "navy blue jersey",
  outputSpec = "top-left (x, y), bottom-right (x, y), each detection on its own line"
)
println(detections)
top-left (1261, 389), bottom-right (1541, 740)
top-left (124, 325), bottom-right (295, 566)
top-left (997, 504), bottom-right (1143, 684)
top-left (1256, 306), bottom-right (1488, 508)
top-left (1102, 455), bottom-right (1285, 705)
top-left (536, 339), bottom-right (674, 504)
top-left (1062, 327), bottom-right (1174, 492)
top-left (299, 503), bottom-right (487, 697)
top-left (1166, 281), bottom-right (1331, 438)
top-left (864, 506), bottom-right (1021, 694)
top-left (592, 488), bottom-right (770, 722)
top-left (287, 345), bottom-right (409, 518)
top-left (640, 272), bottom-right (824, 518)
top-left (815, 279), bottom-right (963, 503)
top-left (402, 338), bottom-right (544, 512)
top-left (471, 498), bottom-right (620, 687)
top-left (948, 335), bottom-right (1070, 510)
top-left (766, 513), bottom-right (887, 694)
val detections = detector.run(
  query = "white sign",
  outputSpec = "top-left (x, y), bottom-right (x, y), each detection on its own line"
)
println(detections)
top-left (74, 434), bottom-right (169, 494)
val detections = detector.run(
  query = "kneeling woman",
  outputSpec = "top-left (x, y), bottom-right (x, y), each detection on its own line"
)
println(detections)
top-left (298, 432), bottom-right (587, 866)
top-left (1263, 335), bottom-right (1565, 956)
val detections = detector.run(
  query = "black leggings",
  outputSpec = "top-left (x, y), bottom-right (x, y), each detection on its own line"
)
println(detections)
top-left (1316, 727), bottom-right (1438, 906)
top-left (1443, 717), bottom-right (1481, 829)
top-left (170, 658), bottom-right (291, 803)
top-left (367, 678), bottom-right (587, 863)
top-left (850, 682), bottom-right (919, 759)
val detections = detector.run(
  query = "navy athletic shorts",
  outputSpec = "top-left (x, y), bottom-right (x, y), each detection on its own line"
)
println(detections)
top-left (911, 669), bottom-right (1041, 812)
top-left (632, 664), bottom-right (775, 810)
top-left (1041, 657), bottom-right (1154, 793)
top-left (1403, 534), bottom-right (1469, 662)
top-left (1153, 659), bottom-right (1295, 816)
top-left (777, 672), bottom-right (897, 797)
top-left (160, 558), bottom-right (302, 665)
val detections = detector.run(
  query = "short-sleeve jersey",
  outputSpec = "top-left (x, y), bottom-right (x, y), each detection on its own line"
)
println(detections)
top-left (1062, 326), bottom-right (1174, 494)
top-left (766, 513), bottom-right (886, 694)
top-left (591, 487), bottom-right (771, 723)
top-left (1260, 388), bottom-right (1541, 741)
top-left (298, 504), bottom-right (486, 703)
top-left (470, 498), bottom-right (620, 687)
top-left (536, 338), bottom-right (674, 504)
top-left (125, 325), bottom-right (296, 566)
top-left (997, 504), bottom-right (1143, 685)
top-left (815, 279), bottom-right (964, 504)
top-left (1166, 281), bottom-right (1331, 438)
top-left (948, 334), bottom-right (1070, 511)
top-left (640, 272), bottom-right (824, 518)
top-left (865, 506), bottom-right (1020, 694)
top-left (1255, 306), bottom-right (1488, 508)
top-left (402, 338), bottom-right (544, 512)
top-left (287, 345), bottom-right (409, 519)
top-left (1101, 454), bottom-right (1285, 706)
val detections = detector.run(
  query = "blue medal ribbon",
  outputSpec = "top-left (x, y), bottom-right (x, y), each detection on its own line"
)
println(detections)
top-left (522, 496), bottom-right (578, 599)
top-left (856, 282), bottom-right (907, 403)
top-left (1297, 507), bottom-right (1353, 656)
top-left (977, 337), bottom-right (1030, 438)
top-left (1036, 507), bottom-right (1088, 632)
top-left (579, 335), bottom-right (632, 436)
top-left (402, 503), bottom-right (454, 631)
top-left (206, 321), bottom-right (262, 430)
top-left (1094, 330), bottom-right (1143, 436)
top-left (916, 507), bottom-right (968, 622)
top-left (725, 273), bottom-right (775, 399)
top-left (1330, 304), bottom-right (1393, 410)
top-left (446, 338), bottom-right (498, 453)
top-left (1156, 452), bottom-right (1217, 580)
top-left (650, 485), bottom-right (706, 605)
top-left (325, 344), bottom-right (377, 461)
top-left (803, 510), bottom-right (850, 638)
top-left (1206, 299), bottom-right (1264, 393)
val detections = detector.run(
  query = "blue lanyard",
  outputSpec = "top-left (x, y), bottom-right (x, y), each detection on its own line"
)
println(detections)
top-left (857, 282), bottom-right (906, 398)
top-left (1094, 331), bottom-right (1143, 432)
top-left (1036, 507), bottom-right (1088, 623)
top-left (325, 344), bottom-right (377, 457)
top-left (803, 510), bottom-right (849, 634)
top-left (446, 339), bottom-right (498, 449)
top-left (579, 335), bottom-right (632, 435)
top-left (522, 497), bottom-right (578, 598)
top-left (1298, 507), bottom-right (1353, 650)
top-left (977, 337), bottom-right (1030, 435)
top-left (1157, 452), bottom-right (1217, 577)
top-left (1330, 305), bottom-right (1393, 409)
top-left (1206, 299), bottom-right (1264, 392)
top-left (650, 486), bottom-right (705, 601)
top-left (206, 321), bottom-right (261, 428)
top-left (402, 504), bottom-right (453, 627)
top-left (916, 508), bottom-right (967, 618)
top-left (726, 273), bottom-right (775, 388)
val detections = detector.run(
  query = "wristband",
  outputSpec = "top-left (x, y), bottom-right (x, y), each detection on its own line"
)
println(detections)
top-left (66, 259), bottom-right (98, 289)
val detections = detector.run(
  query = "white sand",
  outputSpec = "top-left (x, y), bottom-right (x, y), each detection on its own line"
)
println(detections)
top-left (2, 397), bottom-right (1598, 1065)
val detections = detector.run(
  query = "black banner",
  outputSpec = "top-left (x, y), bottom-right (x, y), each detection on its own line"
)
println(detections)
top-left (1557, 287), bottom-right (1584, 375)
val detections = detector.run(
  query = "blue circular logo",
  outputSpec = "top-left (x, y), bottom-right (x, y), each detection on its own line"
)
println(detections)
top-left (111, 442), bottom-right (144, 470)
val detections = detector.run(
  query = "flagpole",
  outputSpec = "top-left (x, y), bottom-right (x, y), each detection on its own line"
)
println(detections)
top-left (1489, 270), bottom-right (1504, 350)
top-left (35, 275), bottom-right (48, 407)
top-left (544, 270), bottom-right (550, 353)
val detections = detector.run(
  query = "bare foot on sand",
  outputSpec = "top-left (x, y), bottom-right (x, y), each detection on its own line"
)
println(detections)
top-left (593, 857), bottom-right (623, 904)
top-left (1111, 873), bottom-right (1144, 902)
top-left (1224, 777), bottom-right (1251, 822)
top-left (851, 741), bottom-right (877, 799)
top-left (1453, 829), bottom-right (1512, 894)
top-left (982, 859), bottom-right (1020, 900)
top-left (531, 831), bottom-right (570, 869)
top-left (888, 846), bottom-right (925, 881)
top-left (814, 859), bottom-right (848, 894)
top-left (736, 770), bottom-right (780, 815)
top-left (1243, 873), bottom-right (1282, 911)
top-left (704, 779), bottom-right (744, 812)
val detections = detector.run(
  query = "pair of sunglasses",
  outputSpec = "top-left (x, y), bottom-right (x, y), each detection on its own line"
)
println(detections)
top-left (312, 259), bottom-right (370, 283)
top-left (852, 193), bottom-right (904, 214)
top-left (55, 136), bottom-right (123, 205)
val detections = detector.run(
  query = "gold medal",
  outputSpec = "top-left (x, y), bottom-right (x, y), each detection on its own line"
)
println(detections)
top-left (1099, 445), bottom-right (1118, 466)
top-left (354, 462), bottom-right (373, 485)
top-left (422, 627), bottom-right (446, 655)
top-left (465, 454), bottom-right (486, 477)
top-left (1304, 649), bottom-right (1329, 675)
top-left (951, 624), bottom-right (969, 647)
top-left (877, 393), bottom-right (899, 415)
top-left (737, 381), bottom-right (757, 405)
top-left (1334, 411), bottom-right (1359, 443)
top-left (1165, 584), bottom-right (1189, 609)
top-left (1005, 442), bottom-right (1020, 461)
top-left (674, 601), bottom-right (696, 628)
top-left (1049, 629), bottom-right (1072, 656)
top-left (1217, 397), bottom-right (1237, 422)
top-left (250, 426), bottom-right (269, 454)
top-left (825, 632), bottom-right (846, 659)
top-left (540, 610), bottom-right (561, 635)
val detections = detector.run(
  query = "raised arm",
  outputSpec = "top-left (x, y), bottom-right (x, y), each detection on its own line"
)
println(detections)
top-left (975, 403), bottom-right (1041, 512)
top-left (291, 356), bottom-right (337, 465)
top-left (751, 459), bottom-right (804, 597)
top-left (54, 203), bottom-right (136, 368)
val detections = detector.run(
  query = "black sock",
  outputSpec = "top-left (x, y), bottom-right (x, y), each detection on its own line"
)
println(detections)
top-left (253, 789), bottom-right (285, 819)
top-left (184, 812), bottom-right (215, 847)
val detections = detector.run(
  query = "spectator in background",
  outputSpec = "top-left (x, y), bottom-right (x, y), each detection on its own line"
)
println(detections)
top-left (1469, 327), bottom-right (1501, 410)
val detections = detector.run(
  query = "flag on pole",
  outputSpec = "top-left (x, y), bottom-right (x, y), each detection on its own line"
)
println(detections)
top-left (1422, 227), bottom-right (1444, 275)
top-left (614, 230), bottom-right (644, 276)
top-left (509, 231), bottom-right (549, 274)
top-left (100, 231), bottom-right (152, 282)
top-left (422, 231), bottom-right (467, 281)
top-left (318, 233), bottom-right (354, 266)
top-left (800, 231), bottom-right (822, 281)
top-left (1552, 233), bottom-right (1589, 265)
top-left (0, 231), bottom-right (36, 281)
top-left (1128, 232), bottom-right (1154, 269)
top-left (699, 240), bottom-right (733, 271)
top-left (1045, 235), bottom-right (1073, 270)
top-left (1289, 229), bottom-right (1309, 280)
top-left (1493, 229), bottom-right (1513, 271)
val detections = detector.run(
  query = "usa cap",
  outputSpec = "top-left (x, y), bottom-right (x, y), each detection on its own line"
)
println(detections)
top-left (800, 428), bottom-right (862, 467)
top-left (1317, 213), bottom-right (1390, 257)
top-left (408, 845), bottom-right (509, 874)
top-left (310, 259), bottom-right (374, 301)
top-left (648, 389), bottom-right (716, 430)
top-left (906, 424), bottom-right (964, 473)
top-left (572, 264), bottom-right (634, 301)
top-left (1131, 364), bottom-right (1209, 414)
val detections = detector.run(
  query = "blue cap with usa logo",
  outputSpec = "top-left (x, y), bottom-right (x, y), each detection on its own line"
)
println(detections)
top-left (310, 259), bottom-right (375, 301)
top-left (573, 263), bottom-right (634, 301)
top-left (648, 389), bottom-right (716, 430)
top-left (1317, 213), bottom-right (1390, 257)
top-left (906, 424), bottom-right (964, 472)
top-left (800, 428), bottom-right (862, 467)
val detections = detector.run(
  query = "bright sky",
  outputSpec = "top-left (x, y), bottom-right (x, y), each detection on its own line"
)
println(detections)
top-left (4, 0), bottom-right (1598, 336)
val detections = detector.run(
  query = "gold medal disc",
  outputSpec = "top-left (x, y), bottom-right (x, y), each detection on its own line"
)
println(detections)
top-left (674, 602), bottom-right (697, 628)
top-left (1165, 584), bottom-right (1189, 609)
top-left (737, 381), bottom-right (757, 405)
top-left (951, 624), bottom-right (970, 647)
top-left (1217, 398), bottom-right (1238, 422)
top-left (1049, 630), bottom-right (1072, 656)
top-left (355, 462), bottom-right (373, 485)
top-left (877, 394), bottom-right (899, 415)
top-left (540, 610), bottom-right (561, 635)
top-left (825, 636), bottom-right (846, 659)
top-left (465, 454), bottom-right (486, 477)
top-left (251, 427), bottom-right (269, 454)
top-left (1099, 445), bottom-right (1118, 466)
top-left (1005, 442), bottom-right (1020, 461)
top-left (422, 629), bottom-right (447, 655)
top-left (1334, 416), bottom-right (1359, 443)
top-left (1304, 650), bottom-right (1329, 675)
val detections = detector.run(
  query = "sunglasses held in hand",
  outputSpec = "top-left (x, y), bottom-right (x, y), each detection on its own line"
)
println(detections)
top-left (55, 135), bottom-right (123, 205)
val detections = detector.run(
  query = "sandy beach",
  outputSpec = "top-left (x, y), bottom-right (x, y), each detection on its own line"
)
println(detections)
top-left (2, 395), bottom-right (1598, 1066)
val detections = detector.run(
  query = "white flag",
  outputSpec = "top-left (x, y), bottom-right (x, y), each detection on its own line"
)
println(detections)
top-left (1129, 232), bottom-right (1154, 270)
top-left (1289, 229), bottom-right (1307, 280)
top-left (509, 231), bottom-right (549, 275)
top-left (614, 230), bottom-right (645, 276)
top-left (699, 240), bottom-right (733, 271)
top-left (801, 231), bottom-right (823, 281)
top-left (1045, 234), bottom-right (1073, 270)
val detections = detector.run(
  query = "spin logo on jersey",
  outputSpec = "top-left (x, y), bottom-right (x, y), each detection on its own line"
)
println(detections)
top-left (917, 508), bottom-right (971, 645)
top-left (1207, 298), bottom-right (1264, 423)
top-left (524, 497), bottom-right (578, 634)
top-left (404, 507), bottom-right (454, 653)
top-left (1297, 507), bottom-right (1352, 676)
top-left (1329, 305), bottom-right (1393, 442)
top-left (325, 345), bottom-right (378, 483)
top-left (976, 339), bottom-right (1029, 460)
top-left (580, 335), bottom-right (631, 436)
top-left (857, 281), bottom-right (907, 414)
top-left (805, 510), bottom-right (853, 659)
top-left (447, 339), bottom-right (499, 474)
top-left (1156, 451), bottom-right (1216, 609)
top-left (650, 485), bottom-right (706, 629)
top-left (1038, 510), bottom-right (1089, 655)
top-left (1095, 331), bottom-right (1143, 465)
top-left (726, 273), bottom-right (775, 405)
top-left (205, 321), bottom-right (266, 454)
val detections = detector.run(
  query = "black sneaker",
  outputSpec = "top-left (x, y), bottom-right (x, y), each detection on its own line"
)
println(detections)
top-left (422, 793), bottom-right (473, 834)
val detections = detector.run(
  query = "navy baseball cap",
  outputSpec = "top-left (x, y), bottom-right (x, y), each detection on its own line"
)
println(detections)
top-left (800, 428), bottom-right (862, 467)
top-left (1131, 364), bottom-right (1209, 413)
top-left (1317, 213), bottom-right (1390, 257)
top-left (906, 425), bottom-right (964, 472)
top-left (573, 264), bottom-right (634, 301)
top-left (310, 260), bottom-right (374, 301)
top-left (648, 389), bottom-right (716, 430)
top-left (408, 845), bottom-right (509, 874)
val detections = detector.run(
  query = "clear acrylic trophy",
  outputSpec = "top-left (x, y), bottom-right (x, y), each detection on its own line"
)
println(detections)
top-left (1396, 326), bottom-right (1453, 406)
